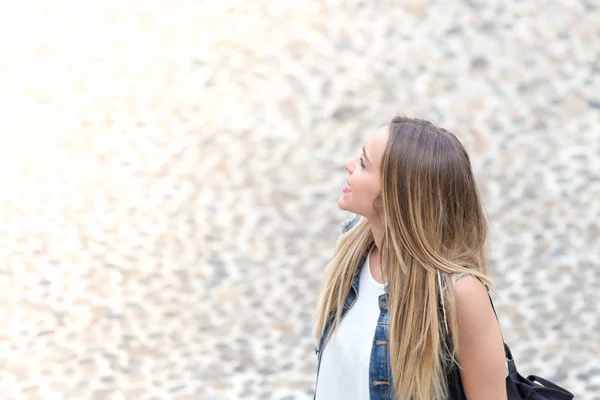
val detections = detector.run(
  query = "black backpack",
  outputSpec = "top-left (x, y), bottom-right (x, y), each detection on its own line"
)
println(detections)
top-left (502, 342), bottom-right (573, 399)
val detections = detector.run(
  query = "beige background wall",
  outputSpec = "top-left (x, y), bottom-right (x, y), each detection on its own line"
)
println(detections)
top-left (0, 1), bottom-right (598, 399)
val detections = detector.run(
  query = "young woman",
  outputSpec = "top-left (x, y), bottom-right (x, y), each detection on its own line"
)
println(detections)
top-left (313, 117), bottom-right (507, 399)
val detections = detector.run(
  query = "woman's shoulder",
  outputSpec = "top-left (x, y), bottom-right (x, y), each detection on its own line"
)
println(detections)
top-left (452, 267), bottom-right (490, 290)
top-left (453, 273), bottom-right (489, 298)
top-left (441, 267), bottom-right (485, 294)
top-left (452, 273), bottom-right (497, 334)
top-left (452, 266), bottom-right (478, 283)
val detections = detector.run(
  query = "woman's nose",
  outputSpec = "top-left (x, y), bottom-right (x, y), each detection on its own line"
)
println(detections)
top-left (344, 159), bottom-right (353, 173)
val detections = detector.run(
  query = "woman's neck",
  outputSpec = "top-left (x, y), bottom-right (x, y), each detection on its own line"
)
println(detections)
top-left (368, 217), bottom-right (387, 280)
top-left (368, 217), bottom-right (385, 252)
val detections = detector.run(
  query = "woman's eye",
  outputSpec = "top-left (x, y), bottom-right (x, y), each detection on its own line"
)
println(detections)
top-left (359, 158), bottom-right (366, 169)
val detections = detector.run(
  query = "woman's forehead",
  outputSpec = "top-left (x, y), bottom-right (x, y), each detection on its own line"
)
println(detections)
top-left (365, 125), bottom-right (389, 165)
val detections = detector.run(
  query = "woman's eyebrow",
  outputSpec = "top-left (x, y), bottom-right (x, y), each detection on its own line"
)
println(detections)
top-left (362, 146), bottom-right (371, 165)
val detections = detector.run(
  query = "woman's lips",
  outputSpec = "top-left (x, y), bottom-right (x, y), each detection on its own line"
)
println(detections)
top-left (343, 187), bottom-right (351, 193)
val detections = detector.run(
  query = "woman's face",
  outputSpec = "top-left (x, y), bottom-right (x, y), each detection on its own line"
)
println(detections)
top-left (338, 125), bottom-right (389, 219)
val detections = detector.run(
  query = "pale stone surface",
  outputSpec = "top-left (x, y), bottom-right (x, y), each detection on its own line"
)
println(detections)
top-left (0, 0), bottom-right (598, 399)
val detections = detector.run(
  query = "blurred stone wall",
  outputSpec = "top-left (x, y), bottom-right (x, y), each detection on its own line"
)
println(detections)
top-left (0, 1), bottom-right (598, 399)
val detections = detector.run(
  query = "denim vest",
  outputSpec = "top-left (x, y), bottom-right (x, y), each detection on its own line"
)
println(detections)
top-left (314, 215), bottom-right (395, 399)
top-left (314, 215), bottom-right (466, 400)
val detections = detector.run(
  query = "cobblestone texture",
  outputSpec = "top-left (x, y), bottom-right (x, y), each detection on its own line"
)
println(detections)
top-left (0, 1), bottom-right (599, 399)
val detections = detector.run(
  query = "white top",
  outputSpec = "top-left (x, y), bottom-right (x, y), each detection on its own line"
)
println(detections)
top-left (315, 248), bottom-right (386, 399)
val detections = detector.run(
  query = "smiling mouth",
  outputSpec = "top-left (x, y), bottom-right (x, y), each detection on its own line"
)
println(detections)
top-left (343, 179), bottom-right (351, 193)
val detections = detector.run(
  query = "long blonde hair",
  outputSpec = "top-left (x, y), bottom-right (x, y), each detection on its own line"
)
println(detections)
top-left (313, 116), bottom-right (494, 399)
